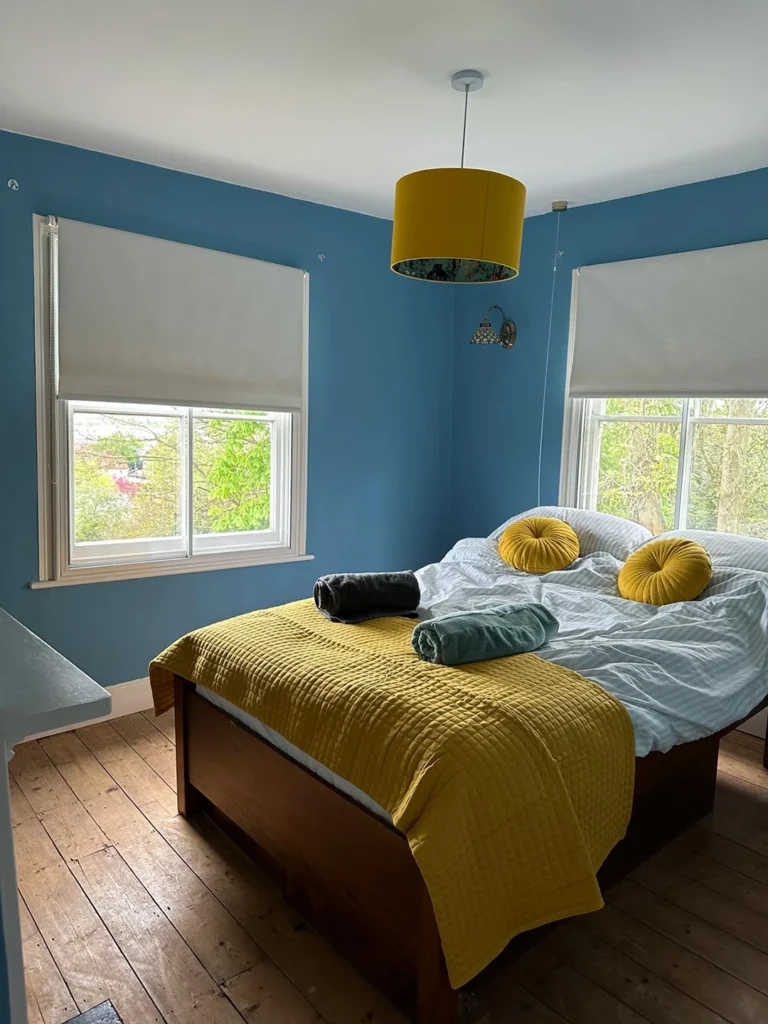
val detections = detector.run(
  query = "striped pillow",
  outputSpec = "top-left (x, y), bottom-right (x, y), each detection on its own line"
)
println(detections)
top-left (651, 530), bottom-right (768, 575)
top-left (490, 506), bottom-right (652, 563)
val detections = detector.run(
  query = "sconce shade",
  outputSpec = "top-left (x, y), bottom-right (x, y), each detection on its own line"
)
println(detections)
top-left (470, 319), bottom-right (499, 344)
top-left (391, 168), bottom-right (526, 283)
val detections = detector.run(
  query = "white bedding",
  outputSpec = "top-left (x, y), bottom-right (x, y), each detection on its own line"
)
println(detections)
top-left (417, 538), bottom-right (768, 755)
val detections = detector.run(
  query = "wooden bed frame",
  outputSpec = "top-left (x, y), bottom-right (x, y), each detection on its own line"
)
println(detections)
top-left (173, 675), bottom-right (768, 1024)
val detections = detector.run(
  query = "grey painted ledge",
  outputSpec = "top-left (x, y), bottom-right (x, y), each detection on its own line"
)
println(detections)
top-left (0, 606), bottom-right (110, 749)
top-left (1, 607), bottom-right (110, 1024)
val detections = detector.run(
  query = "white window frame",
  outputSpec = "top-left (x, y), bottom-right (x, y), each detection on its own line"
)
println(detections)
top-left (31, 215), bottom-right (310, 587)
top-left (560, 396), bottom-right (768, 532)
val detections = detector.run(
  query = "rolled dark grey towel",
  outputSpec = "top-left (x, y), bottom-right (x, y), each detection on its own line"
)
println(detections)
top-left (411, 602), bottom-right (558, 666)
top-left (314, 571), bottom-right (420, 624)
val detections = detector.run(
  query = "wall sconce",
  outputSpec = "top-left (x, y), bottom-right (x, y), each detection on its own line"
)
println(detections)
top-left (470, 305), bottom-right (517, 349)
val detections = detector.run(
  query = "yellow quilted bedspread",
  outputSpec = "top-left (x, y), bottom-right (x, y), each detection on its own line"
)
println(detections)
top-left (149, 599), bottom-right (635, 988)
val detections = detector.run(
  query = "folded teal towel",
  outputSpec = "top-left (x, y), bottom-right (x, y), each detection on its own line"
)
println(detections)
top-left (411, 603), bottom-right (559, 666)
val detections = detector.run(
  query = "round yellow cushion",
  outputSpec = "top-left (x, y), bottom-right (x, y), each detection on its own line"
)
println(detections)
top-left (618, 538), bottom-right (712, 606)
top-left (498, 517), bottom-right (580, 574)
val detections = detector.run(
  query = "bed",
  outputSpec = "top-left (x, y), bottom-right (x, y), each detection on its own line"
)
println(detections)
top-left (154, 515), bottom-right (768, 1024)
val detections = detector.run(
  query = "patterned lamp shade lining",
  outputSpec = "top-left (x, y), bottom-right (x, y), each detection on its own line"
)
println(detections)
top-left (393, 257), bottom-right (514, 284)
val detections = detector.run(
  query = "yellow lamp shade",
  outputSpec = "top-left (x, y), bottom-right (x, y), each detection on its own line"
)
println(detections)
top-left (391, 167), bottom-right (526, 283)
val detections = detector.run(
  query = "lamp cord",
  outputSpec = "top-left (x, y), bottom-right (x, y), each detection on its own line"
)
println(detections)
top-left (460, 84), bottom-right (469, 168)
top-left (537, 210), bottom-right (562, 506)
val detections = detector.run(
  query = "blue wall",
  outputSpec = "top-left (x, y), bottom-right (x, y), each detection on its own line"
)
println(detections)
top-left (451, 166), bottom-right (768, 540)
top-left (0, 130), bottom-right (454, 685)
top-left (2, 131), bottom-right (768, 678)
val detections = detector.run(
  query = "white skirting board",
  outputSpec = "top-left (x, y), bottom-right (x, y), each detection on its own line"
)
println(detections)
top-left (737, 707), bottom-right (768, 740)
top-left (23, 676), bottom-right (153, 742)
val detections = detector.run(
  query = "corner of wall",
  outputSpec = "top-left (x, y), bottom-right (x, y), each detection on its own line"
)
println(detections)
top-left (444, 287), bottom-right (458, 552)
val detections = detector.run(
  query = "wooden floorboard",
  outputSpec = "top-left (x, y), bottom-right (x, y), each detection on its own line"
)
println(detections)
top-left (509, 945), bottom-right (650, 1024)
top-left (111, 713), bottom-right (177, 791)
top-left (542, 923), bottom-right (728, 1023)
top-left (18, 894), bottom-right (78, 1024)
top-left (70, 846), bottom-right (246, 1024)
top-left (575, 901), bottom-right (768, 1024)
top-left (726, 730), bottom-right (764, 753)
top-left (717, 746), bottom-right (768, 792)
top-left (690, 825), bottom-right (768, 886)
top-left (473, 984), bottom-right (569, 1024)
top-left (222, 961), bottom-right (325, 1023)
top-left (10, 741), bottom-right (110, 863)
top-left (12, 720), bottom-right (768, 1024)
top-left (142, 708), bottom-right (176, 745)
top-left (42, 729), bottom-right (265, 988)
top-left (11, 779), bottom-right (163, 1023)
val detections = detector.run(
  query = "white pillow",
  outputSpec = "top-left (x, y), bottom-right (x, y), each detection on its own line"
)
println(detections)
top-left (489, 506), bottom-right (653, 562)
top-left (650, 529), bottom-right (768, 574)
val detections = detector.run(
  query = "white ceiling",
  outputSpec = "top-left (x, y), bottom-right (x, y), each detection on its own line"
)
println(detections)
top-left (2, 0), bottom-right (768, 219)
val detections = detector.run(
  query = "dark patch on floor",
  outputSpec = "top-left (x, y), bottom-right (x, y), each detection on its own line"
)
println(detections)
top-left (65, 1000), bottom-right (123, 1024)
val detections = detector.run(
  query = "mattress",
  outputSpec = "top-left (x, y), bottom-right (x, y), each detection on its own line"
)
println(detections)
top-left (198, 685), bottom-right (391, 821)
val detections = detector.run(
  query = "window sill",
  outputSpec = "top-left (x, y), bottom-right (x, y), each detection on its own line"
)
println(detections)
top-left (30, 551), bottom-right (315, 589)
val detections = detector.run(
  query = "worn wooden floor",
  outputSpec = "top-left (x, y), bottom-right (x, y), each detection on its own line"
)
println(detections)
top-left (10, 715), bottom-right (768, 1024)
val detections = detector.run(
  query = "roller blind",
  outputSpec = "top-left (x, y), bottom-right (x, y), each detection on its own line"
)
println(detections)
top-left (55, 218), bottom-right (308, 412)
top-left (567, 237), bottom-right (768, 398)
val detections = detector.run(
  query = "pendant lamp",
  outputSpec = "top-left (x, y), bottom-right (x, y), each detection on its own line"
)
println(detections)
top-left (391, 70), bottom-right (526, 284)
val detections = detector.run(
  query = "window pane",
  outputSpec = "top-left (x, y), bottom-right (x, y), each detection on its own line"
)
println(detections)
top-left (193, 416), bottom-right (272, 535)
top-left (697, 398), bottom-right (768, 419)
top-left (604, 398), bottom-right (683, 417)
top-left (72, 411), bottom-right (182, 543)
top-left (594, 419), bottom-right (680, 534)
top-left (688, 420), bottom-right (768, 537)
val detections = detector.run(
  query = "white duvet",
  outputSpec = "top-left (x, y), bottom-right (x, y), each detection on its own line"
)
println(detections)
top-left (416, 538), bottom-right (768, 755)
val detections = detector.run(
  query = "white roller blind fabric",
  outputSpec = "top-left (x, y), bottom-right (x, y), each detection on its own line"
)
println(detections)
top-left (568, 238), bottom-right (768, 398)
top-left (55, 218), bottom-right (308, 412)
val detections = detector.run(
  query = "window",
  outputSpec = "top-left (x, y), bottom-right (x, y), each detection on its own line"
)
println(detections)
top-left (565, 398), bottom-right (768, 538)
top-left (33, 215), bottom-right (308, 586)
top-left (68, 400), bottom-right (292, 563)
top-left (37, 397), bottom-right (301, 584)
